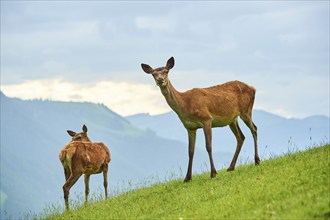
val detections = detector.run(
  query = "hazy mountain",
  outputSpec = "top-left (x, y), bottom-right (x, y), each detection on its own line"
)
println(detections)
top-left (0, 92), bottom-right (229, 218)
top-left (126, 109), bottom-right (329, 158)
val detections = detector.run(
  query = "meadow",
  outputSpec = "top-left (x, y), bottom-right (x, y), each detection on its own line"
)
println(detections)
top-left (38, 144), bottom-right (330, 219)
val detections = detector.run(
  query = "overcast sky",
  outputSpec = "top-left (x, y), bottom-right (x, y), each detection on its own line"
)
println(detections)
top-left (1, 1), bottom-right (329, 118)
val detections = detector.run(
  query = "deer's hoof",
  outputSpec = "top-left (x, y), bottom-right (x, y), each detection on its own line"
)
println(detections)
top-left (255, 157), bottom-right (261, 165)
top-left (183, 177), bottom-right (192, 183)
top-left (227, 166), bottom-right (235, 172)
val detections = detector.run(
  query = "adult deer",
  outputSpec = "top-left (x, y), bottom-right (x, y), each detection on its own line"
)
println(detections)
top-left (59, 125), bottom-right (111, 210)
top-left (141, 57), bottom-right (260, 182)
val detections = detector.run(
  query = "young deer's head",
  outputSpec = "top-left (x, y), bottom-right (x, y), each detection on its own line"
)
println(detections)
top-left (141, 57), bottom-right (175, 87)
top-left (67, 124), bottom-right (91, 142)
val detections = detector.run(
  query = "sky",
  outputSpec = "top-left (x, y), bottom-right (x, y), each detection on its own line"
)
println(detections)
top-left (1, 1), bottom-right (329, 118)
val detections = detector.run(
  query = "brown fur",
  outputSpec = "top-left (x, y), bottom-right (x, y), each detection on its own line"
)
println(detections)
top-left (142, 57), bottom-right (260, 182)
top-left (58, 125), bottom-right (111, 210)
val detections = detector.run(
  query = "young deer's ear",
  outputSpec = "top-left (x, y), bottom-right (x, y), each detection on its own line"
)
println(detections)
top-left (67, 130), bottom-right (76, 137)
top-left (166, 57), bottom-right (175, 70)
top-left (82, 124), bottom-right (88, 133)
top-left (141, 64), bottom-right (153, 74)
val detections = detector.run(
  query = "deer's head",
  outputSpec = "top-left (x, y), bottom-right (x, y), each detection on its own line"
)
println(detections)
top-left (141, 57), bottom-right (175, 87)
top-left (67, 124), bottom-right (91, 142)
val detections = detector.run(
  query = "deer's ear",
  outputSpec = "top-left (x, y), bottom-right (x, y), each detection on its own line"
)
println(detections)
top-left (141, 64), bottom-right (153, 74)
top-left (82, 125), bottom-right (88, 133)
top-left (166, 57), bottom-right (175, 70)
top-left (67, 130), bottom-right (76, 137)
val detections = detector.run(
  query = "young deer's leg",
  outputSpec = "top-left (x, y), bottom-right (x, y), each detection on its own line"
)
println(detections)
top-left (184, 129), bottom-right (196, 182)
top-left (103, 164), bottom-right (109, 199)
top-left (64, 168), bottom-right (71, 181)
top-left (203, 121), bottom-right (217, 178)
top-left (63, 172), bottom-right (82, 210)
top-left (228, 120), bottom-right (245, 171)
top-left (84, 174), bottom-right (90, 206)
top-left (240, 114), bottom-right (260, 165)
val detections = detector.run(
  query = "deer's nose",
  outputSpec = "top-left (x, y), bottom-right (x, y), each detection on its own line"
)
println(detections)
top-left (156, 78), bottom-right (164, 84)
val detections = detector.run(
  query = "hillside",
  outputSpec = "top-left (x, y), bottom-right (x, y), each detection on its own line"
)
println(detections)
top-left (0, 92), bottom-right (213, 218)
top-left (47, 144), bottom-right (330, 219)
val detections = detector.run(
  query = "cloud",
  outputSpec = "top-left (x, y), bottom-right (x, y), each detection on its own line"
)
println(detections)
top-left (135, 16), bottom-right (174, 32)
top-left (1, 1), bottom-right (329, 118)
top-left (279, 32), bottom-right (307, 44)
top-left (1, 79), bottom-right (170, 116)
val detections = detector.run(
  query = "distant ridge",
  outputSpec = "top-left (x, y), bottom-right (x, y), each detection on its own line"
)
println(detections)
top-left (126, 108), bottom-right (329, 156)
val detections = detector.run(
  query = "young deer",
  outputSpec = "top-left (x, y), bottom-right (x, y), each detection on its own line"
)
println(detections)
top-left (141, 57), bottom-right (260, 182)
top-left (59, 125), bottom-right (111, 210)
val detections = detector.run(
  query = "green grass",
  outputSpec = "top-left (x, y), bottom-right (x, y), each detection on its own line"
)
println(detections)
top-left (45, 144), bottom-right (329, 219)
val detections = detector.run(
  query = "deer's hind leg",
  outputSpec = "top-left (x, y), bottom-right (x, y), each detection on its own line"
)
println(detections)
top-left (84, 174), bottom-right (90, 206)
top-left (64, 168), bottom-right (71, 181)
top-left (103, 164), bottom-right (109, 199)
top-left (240, 113), bottom-right (260, 165)
top-left (227, 119), bottom-right (245, 171)
top-left (63, 172), bottom-right (83, 210)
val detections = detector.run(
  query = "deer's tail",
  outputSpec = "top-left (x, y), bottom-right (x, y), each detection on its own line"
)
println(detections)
top-left (59, 150), bottom-right (67, 163)
top-left (59, 146), bottom-right (76, 164)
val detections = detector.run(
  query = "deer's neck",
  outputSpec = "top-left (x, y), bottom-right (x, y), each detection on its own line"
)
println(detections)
top-left (160, 80), bottom-right (184, 114)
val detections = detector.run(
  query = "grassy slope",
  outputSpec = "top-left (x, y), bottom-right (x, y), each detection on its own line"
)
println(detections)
top-left (48, 145), bottom-right (329, 219)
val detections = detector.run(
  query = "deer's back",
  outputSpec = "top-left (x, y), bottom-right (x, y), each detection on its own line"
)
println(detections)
top-left (177, 81), bottom-right (256, 128)
top-left (59, 141), bottom-right (111, 173)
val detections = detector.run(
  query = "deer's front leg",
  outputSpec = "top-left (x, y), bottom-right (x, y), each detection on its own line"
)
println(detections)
top-left (203, 121), bottom-right (217, 178)
top-left (184, 129), bottom-right (196, 182)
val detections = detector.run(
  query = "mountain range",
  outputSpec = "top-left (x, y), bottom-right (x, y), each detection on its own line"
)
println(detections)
top-left (126, 110), bottom-right (329, 157)
top-left (0, 91), bottom-right (329, 218)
